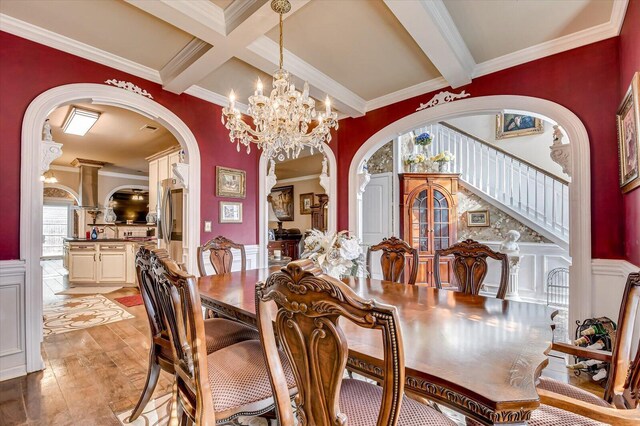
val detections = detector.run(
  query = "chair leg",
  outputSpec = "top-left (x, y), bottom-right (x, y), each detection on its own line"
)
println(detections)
top-left (169, 381), bottom-right (180, 426)
top-left (130, 349), bottom-right (162, 421)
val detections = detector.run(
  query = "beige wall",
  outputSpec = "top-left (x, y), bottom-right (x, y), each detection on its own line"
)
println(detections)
top-left (272, 178), bottom-right (325, 233)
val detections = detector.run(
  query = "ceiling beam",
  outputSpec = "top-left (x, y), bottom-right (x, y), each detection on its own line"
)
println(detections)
top-left (383, 0), bottom-right (475, 89)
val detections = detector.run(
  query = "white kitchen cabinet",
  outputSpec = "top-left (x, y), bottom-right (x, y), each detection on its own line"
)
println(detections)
top-left (148, 160), bottom-right (158, 217)
top-left (147, 146), bottom-right (181, 219)
top-left (126, 243), bottom-right (136, 285)
top-left (69, 251), bottom-right (97, 282)
top-left (98, 248), bottom-right (127, 283)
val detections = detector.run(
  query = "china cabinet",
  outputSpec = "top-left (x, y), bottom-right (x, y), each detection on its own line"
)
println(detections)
top-left (399, 173), bottom-right (459, 286)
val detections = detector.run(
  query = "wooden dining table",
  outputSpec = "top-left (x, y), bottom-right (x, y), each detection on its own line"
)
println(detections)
top-left (198, 268), bottom-right (557, 425)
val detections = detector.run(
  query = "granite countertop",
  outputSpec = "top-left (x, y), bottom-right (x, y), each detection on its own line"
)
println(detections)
top-left (64, 238), bottom-right (156, 243)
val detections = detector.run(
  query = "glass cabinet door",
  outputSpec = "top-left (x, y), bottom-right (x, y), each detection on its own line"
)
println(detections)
top-left (433, 189), bottom-right (450, 251)
top-left (411, 189), bottom-right (429, 253)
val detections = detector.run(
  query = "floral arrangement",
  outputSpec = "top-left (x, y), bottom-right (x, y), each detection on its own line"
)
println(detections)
top-left (414, 132), bottom-right (433, 146)
top-left (431, 150), bottom-right (455, 163)
top-left (404, 153), bottom-right (427, 165)
top-left (301, 230), bottom-right (365, 278)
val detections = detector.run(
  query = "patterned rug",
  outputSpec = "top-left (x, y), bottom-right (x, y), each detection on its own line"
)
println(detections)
top-left (43, 294), bottom-right (134, 336)
top-left (116, 394), bottom-right (270, 425)
top-left (56, 286), bottom-right (122, 295)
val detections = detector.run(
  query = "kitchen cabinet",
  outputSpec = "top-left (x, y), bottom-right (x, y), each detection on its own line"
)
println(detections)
top-left (69, 250), bottom-right (97, 282)
top-left (65, 241), bottom-right (143, 285)
top-left (97, 244), bottom-right (127, 283)
top-left (147, 146), bottom-right (181, 217)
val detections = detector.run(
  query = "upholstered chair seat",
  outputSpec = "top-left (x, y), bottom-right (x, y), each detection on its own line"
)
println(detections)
top-left (202, 318), bottom-right (260, 354)
top-left (207, 340), bottom-right (297, 420)
top-left (536, 377), bottom-right (611, 408)
top-left (339, 379), bottom-right (456, 426)
top-left (528, 404), bottom-right (608, 426)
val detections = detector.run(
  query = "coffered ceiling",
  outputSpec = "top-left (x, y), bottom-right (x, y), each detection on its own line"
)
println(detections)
top-left (0, 0), bottom-right (628, 118)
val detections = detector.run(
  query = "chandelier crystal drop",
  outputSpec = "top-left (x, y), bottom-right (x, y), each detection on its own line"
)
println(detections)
top-left (221, 0), bottom-right (338, 160)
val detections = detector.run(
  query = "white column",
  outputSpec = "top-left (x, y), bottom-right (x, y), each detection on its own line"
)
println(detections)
top-left (506, 254), bottom-right (522, 300)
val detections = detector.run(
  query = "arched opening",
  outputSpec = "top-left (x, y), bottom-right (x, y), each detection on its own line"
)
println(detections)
top-left (21, 83), bottom-right (201, 372)
top-left (257, 144), bottom-right (337, 267)
top-left (348, 95), bottom-right (591, 332)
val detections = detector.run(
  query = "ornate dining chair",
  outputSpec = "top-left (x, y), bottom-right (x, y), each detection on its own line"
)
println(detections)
top-left (149, 248), bottom-right (297, 425)
top-left (532, 271), bottom-right (640, 425)
top-left (366, 236), bottom-right (419, 284)
top-left (255, 260), bottom-right (457, 426)
top-left (434, 239), bottom-right (509, 299)
top-left (197, 236), bottom-right (246, 276)
top-left (129, 246), bottom-right (260, 421)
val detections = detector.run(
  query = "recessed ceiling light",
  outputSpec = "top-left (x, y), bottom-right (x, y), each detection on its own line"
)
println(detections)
top-left (62, 107), bottom-right (100, 136)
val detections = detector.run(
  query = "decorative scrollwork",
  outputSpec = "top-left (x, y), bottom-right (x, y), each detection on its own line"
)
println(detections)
top-left (416, 90), bottom-right (471, 111)
top-left (104, 79), bottom-right (154, 99)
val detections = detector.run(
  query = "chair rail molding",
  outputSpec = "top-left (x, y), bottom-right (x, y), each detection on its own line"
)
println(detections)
top-left (20, 83), bottom-right (202, 375)
top-left (258, 144), bottom-right (337, 268)
top-left (348, 95), bottom-right (591, 334)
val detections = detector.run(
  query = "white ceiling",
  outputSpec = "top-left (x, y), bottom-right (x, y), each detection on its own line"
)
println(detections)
top-left (47, 102), bottom-right (178, 174)
top-left (0, 0), bottom-right (629, 117)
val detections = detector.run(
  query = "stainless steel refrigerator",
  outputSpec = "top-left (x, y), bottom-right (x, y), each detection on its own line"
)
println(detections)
top-left (158, 178), bottom-right (184, 262)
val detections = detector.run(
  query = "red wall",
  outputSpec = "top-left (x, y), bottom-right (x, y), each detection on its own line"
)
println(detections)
top-left (619, 0), bottom-right (640, 266)
top-left (336, 37), bottom-right (626, 260)
top-left (0, 32), bottom-right (260, 260)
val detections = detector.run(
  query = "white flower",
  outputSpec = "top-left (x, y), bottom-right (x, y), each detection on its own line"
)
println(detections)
top-left (340, 237), bottom-right (361, 260)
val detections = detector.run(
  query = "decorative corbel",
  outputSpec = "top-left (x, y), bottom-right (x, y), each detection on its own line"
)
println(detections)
top-left (266, 159), bottom-right (277, 193)
top-left (319, 156), bottom-right (331, 194)
top-left (41, 140), bottom-right (63, 175)
top-left (172, 162), bottom-right (190, 189)
top-left (356, 161), bottom-right (371, 200)
top-left (549, 125), bottom-right (572, 177)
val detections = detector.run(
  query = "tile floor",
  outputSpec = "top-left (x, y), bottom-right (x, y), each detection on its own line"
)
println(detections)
top-left (0, 260), bottom-right (605, 425)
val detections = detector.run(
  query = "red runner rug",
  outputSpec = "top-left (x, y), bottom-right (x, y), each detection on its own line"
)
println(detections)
top-left (114, 294), bottom-right (144, 307)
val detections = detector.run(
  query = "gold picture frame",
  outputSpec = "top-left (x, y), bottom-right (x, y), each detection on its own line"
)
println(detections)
top-left (617, 71), bottom-right (640, 193)
top-left (467, 210), bottom-right (490, 227)
top-left (300, 192), bottom-right (314, 215)
top-left (270, 185), bottom-right (294, 221)
top-left (219, 201), bottom-right (242, 223)
top-left (216, 166), bottom-right (246, 198)
top-left (496, 113), bottom-right (544, 140)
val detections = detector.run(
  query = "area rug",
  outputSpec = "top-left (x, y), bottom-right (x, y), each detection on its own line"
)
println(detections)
top-left (114, 294), bottom-right (144, 307)
top-left (43, 294), bottom-right (134, 336)
top-left (55, 286), bottom-right (122, 295)
top-left (116, 394), bottom-right (269, 425)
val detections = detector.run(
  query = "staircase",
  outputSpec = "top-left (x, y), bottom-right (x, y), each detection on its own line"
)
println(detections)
top-left (411, 123), bottom-right (569, 247)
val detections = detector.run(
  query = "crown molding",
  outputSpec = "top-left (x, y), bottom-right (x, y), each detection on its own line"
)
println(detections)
top-left (246, 36), bottom-right (367, 117)
top-left (223, 0), bottom-right (260, 35)
top-left (611, 0), bottom-right (630, 35)
top-left (0, 14), bottom-right (160, 84)
top-left (160, 38), bottom-right (211, 85)
top-left (365, 77), bottom-right (449, 113)
top-left (591, 258), bottom-right (639, 277)
top-left (159, 0), bottom-right (226, 36)
top-left (473, 16), bottom-right (622, 78)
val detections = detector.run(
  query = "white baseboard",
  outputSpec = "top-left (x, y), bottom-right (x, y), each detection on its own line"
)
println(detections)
top-left (0, 364), bottom-right (26, 382)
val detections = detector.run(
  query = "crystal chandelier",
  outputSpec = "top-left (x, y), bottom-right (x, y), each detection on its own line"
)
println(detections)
top-left (221, 0), bottom-right (338, 160)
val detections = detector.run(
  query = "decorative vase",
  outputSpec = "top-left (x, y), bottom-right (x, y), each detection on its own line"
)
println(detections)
top-left (104, 208), bottom-right (117, 224)
top-left (438, 161), bottom-right (450, 172)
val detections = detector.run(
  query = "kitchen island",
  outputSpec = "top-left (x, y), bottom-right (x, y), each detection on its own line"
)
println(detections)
top-left (63, 238), bottom-right (156, 286)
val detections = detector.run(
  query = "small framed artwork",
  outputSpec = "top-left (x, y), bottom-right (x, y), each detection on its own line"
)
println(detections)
top-left (467, 210), bottom-right (490, 227)
top-left (270, 185), bottom-right (294, 221)
top-left (496, 113), bottom-right (543, 140)
top-left (300, 192), bottom-right (314, 215)
top-left (216, 166), bottom-right (246, 198)
top-left (219, 201), bottom-right (242, 223)
top-left (617, 71), bottom-right (640, 193)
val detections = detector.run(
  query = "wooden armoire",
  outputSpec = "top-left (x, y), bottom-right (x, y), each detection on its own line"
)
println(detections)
top-left (399, 173), bottom-right (459, 286)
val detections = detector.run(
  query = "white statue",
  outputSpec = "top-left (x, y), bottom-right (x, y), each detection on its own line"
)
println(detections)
top-left (321, 157), bottom-right (328, 175)
top-left (42, 119), bottom-right (53, 141)
top-left (552, 125), bottom-right (564, 146)
top-left (500, 230), bottom-right (521, 255)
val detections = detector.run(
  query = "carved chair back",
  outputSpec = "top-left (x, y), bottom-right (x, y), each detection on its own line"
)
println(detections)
top-left (256, 260), bottom-right (405, 426)
top-left (605, 272), bottom-right (640, 409)
top-left (150, 248), bottom-right (216, 425)
top-left (367, 236), bottom-right (419, 284)
top-left (136, 245), bottom-right (166, 338)
top-left (197, 236), bottom-right (246, 276)
top-left (434, 239), bottom-right (509, 299)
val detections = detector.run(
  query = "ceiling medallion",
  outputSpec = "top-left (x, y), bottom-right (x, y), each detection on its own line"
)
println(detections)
top-left (221, 0), bottom-right (338, 160)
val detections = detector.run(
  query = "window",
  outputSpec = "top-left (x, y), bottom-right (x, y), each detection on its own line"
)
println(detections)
top-left (42, 205), bottom-right (69, 257)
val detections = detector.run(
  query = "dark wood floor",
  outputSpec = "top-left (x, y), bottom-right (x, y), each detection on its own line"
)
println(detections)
top-left (0, 260), bottom-right (605, 425)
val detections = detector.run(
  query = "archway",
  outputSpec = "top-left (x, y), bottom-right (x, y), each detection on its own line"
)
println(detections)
top-left (348, 95), bottom-right (591, 331)
top-left (258, 144), bottom-right (337, 267)
top-left (103, 184), bottom-right (150, 208)
top-left (44, 183), bottom-right (79, 204)
top-left (21, 83), bottom-right (201, 372)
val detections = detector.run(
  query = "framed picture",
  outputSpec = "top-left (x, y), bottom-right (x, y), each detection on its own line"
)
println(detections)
top-left (617, 71), bottom-right (640, 193)
top-left (496, 113), bottom-right (543, 139)
top-left (300, 192), bottom-right (314, 215)
top-left (216, 166), bottom-right (246, 198)
top-left (270, 185), bottom-right (294, 221)
top-left (219, 201), bottom-right (242, 223)
top-left (467, 210), bottom-right (490, 227)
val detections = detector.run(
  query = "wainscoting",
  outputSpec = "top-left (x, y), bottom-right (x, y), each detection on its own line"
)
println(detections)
top-left (199, 244), bottom-right (260, 276)
top-left (0, 260), bottom-right (26, 381)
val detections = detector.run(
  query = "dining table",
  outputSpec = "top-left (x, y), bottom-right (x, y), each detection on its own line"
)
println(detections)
top-left (198, 268), bottom-right (557, 425)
